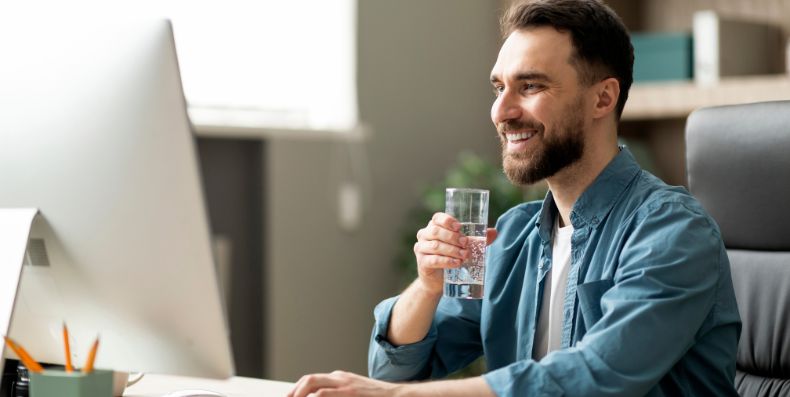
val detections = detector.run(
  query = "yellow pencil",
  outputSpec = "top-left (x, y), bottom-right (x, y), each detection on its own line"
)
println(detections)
top-left (3, 336), bottom-right (44, 373)
top-left (63, 323), bottom-right (74, 372)
top-left (82, 336), bottom-right (100, 373)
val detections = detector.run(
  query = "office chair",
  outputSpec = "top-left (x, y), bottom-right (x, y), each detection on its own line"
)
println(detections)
top-left (686, 101), bottom-right (790, 396)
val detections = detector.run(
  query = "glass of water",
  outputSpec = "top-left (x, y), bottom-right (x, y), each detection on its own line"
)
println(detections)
top-left (444, 188), bottom-right (489, 299)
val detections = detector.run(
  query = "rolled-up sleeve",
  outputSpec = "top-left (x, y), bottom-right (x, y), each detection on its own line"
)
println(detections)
top-left (483, 202), bottom-right (728, 396)
top-left (368, 295), bottom-right (484, 381)
top-left (368, 296), bottom-right (438, 380)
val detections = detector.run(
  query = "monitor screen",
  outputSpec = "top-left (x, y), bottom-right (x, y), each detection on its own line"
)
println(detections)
top-left (0, 18), bottom-right (234, 379)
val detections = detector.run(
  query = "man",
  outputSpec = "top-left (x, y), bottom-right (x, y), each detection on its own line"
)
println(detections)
top-left (288, 0), bottom-right (741, 396)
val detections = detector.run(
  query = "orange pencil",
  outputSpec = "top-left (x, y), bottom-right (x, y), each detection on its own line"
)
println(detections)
top-left (63, 323), bottom-right (74, 372)
top-left (3, 336), bottom-right (44, 373)
top-left (82, 336), bottom-right (100, 373)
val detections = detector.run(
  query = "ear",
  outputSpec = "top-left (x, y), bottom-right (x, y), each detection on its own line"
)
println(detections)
top-left (590, 77), bottom-right (620, 120)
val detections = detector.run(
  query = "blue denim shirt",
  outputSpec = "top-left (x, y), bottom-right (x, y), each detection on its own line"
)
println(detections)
top-left (368, 148), bottom-right (741, 396)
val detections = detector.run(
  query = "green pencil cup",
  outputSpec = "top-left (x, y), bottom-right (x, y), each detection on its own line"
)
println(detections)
top-left (30, 369), bottom-right (113, 397)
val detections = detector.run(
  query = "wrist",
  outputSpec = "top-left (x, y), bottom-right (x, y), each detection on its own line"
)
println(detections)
top-left (415, 277), bottom-right (443, 300)
top-left (393, 377), bottom-right (494, 397)
top-left (392, 383), bottom-right (421, 397)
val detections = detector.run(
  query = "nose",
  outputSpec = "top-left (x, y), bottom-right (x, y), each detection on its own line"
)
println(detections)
top-left (491, 89), bottom-right (522, 125)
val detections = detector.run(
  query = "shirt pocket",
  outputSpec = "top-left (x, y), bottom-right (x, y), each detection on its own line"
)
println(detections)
top-left (576, 278), bottom-right (614, 330)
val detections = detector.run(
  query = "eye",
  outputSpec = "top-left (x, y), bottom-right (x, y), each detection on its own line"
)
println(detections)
top-left (524, 82), bottom-right (544, 93)
top-left (492, 85), bottom-right (505, 97)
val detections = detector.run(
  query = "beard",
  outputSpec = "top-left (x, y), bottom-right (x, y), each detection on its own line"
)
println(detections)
top-left (499, 97), bottom-right (586, 185)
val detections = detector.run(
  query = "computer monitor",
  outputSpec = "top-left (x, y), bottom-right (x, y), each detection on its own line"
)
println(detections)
top-left (0, 18), bottom-right (235, 379)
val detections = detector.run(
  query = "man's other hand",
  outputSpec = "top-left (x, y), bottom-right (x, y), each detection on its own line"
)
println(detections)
top-left (287, 370), bottom-right (400, 397)
top-left (287, 371), bottom-right (496, 397)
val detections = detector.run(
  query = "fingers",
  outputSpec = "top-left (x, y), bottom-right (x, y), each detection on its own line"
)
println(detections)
top-left (417, 223), bottom-right (467, 247)
top-left (486, 228), bottom-right (498, 245)
top-left (414, 239), bottom-right (468, 260)
top-left (414, 214), bottom-right (469, 273)
top-left (288, 373), bottom-right (342, 397)
top-left (307, 389), bottom-right (346, 397)
top-left (415, 251), bottom-right (462, 269)
top-left (431, 212), bottom-right (461, 231)
top-left (288, 371), bottom-right (375, 397)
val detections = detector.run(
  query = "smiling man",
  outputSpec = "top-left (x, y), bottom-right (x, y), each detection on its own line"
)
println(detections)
top-left (288, 1), bottom-right (741, 396)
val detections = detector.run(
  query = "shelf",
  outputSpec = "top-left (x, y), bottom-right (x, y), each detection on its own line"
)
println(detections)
top-left (193, 122), bottom-right (369, 142)
top-left (189, 107), bottom-right (369, 141)
top-left (621, 75), bottom-right (790, 121)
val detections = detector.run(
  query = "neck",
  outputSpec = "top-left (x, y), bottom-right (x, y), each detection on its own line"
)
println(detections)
top-left (547, 139), bottom-right (619, 228)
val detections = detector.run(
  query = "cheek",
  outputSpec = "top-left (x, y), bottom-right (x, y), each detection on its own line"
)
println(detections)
top-left (525, 98), bottom-right (553, 127)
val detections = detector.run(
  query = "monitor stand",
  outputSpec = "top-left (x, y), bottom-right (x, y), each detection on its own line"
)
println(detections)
top-left (0, 209), bottom-right (38, 388)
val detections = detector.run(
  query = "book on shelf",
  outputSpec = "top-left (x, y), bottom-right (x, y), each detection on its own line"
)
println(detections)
top-left (693, 10), bottom-right (785, 86)
top-left (631, 32), bottom-right (693, 82)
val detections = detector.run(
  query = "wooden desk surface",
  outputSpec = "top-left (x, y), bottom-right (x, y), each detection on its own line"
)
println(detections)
top-left (124, 373), bottom-right (294, 397)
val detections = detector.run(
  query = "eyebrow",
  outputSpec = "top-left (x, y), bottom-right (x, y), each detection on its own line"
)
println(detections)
top-left (490, 72), bottom-right (553, 84)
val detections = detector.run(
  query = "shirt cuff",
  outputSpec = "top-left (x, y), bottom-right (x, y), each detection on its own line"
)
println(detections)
top-left (368, 296), bottom-right (438, 380)
top-left (483, 360), bottom-right (563, 397)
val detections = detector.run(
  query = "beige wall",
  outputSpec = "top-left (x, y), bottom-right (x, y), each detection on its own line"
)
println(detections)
top-left (265, 0), bottom-right (502, 381)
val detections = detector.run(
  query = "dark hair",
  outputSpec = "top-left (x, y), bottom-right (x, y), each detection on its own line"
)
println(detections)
top-left (501, 0), bottom-right (634, 119)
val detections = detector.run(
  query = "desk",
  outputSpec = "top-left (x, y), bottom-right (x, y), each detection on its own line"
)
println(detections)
top-left (124, 374), bottom-right (294, 397)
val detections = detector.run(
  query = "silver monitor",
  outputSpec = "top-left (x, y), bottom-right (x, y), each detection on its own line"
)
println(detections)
top-left (0, 18), bottom-right (235, 379)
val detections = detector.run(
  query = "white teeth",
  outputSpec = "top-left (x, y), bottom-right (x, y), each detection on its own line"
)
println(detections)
top-left (505, 131), bottom-right (536, 142)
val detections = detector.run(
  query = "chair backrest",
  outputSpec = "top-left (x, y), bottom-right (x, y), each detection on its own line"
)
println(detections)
top-left (686, 101), bottom-right (790, 396)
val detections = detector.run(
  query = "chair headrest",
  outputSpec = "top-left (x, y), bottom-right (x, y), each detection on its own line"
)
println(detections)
top-left (685, 101), bottom-right (790, 250)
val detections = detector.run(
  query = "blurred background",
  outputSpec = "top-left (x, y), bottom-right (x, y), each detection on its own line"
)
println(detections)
top-left (10, 0), bottom-right (790, 383)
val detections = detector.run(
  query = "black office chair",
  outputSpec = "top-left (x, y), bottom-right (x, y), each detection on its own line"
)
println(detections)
top-left (686, 101), bottom-right (790, 396)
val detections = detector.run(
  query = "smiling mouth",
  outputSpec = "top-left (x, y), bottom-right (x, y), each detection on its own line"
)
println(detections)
top-left (505, 131), bottom-right (537, 142)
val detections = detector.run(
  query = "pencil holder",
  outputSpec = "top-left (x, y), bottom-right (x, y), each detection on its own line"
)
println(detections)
top-left (30, 369), bottom-right (113, 397)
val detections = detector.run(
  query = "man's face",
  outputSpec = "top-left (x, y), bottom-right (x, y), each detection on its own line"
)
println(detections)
top-left (490, 27), bottom-right (589, 185)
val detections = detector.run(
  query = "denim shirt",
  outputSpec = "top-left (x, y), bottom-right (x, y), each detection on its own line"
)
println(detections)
top-left (368, 148), bottom-right (741, 396)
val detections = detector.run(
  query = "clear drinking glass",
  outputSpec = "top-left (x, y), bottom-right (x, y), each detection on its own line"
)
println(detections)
top-left (444, 188), bottom-right (489, 299)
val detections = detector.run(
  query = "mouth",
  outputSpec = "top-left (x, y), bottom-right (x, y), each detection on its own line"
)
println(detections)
top-left (504, 130), bottom-right (538, 143)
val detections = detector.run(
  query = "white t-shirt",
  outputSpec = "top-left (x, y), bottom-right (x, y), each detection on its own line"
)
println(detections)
top-left (532, 217), bottom-right (574, 360)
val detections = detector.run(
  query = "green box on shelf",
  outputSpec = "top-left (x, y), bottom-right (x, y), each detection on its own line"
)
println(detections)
top-left (631, 32), bottom-right (693, 82)
top-left (30, 369), bottom-right (113, 397)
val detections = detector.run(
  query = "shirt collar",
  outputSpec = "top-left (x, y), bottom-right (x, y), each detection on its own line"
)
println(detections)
top-left (535, 146), bottom-right (641, 241)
